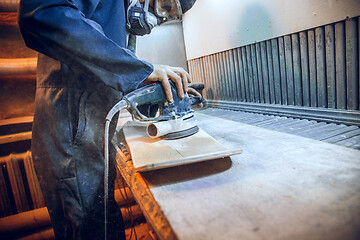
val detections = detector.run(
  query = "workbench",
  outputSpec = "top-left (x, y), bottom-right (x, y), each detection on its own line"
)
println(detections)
top-left (115, 109), bottom-right (360, 240)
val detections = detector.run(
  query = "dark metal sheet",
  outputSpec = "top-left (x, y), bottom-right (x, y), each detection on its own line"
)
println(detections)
top-left (278, 37), bottom-right (288, 105)
top-left (325, 24), bottom-right (336, 108)
top-left (241, 47), bottom-right (250, 101)
top-left (315, 27), bottom-right (327, 108)
top-left (345, 18), bottom-right (359, 110)
top-left (300, 31), bottom-right (310, 107)
top-left (284, 35), bottom-right (295, 105)
top-left (266, 40), bottom-right (276, 104)
top-left (260, 41), bottom-right (271, 103)
top-left (250, 44), bottom-right (260, 102)
top-left (308, 29), bottom-right (318, 107)
top-left (335, 22), bottom-right (347, 109)
top-left (292, 33), bottom-right (303, 106)
top-left (271, 39), bottom-right (282, 104)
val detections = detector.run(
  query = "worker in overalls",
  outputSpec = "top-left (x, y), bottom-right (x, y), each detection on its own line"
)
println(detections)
top-left (18, 0), bottom-right (196, 239)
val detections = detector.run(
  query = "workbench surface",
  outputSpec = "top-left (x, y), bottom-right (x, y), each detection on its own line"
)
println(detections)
top-left (116, 109), bottom-right (360, 240)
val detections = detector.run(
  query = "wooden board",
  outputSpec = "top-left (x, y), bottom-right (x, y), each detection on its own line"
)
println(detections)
top-left (116, 110), bottom-right (360, 240)
top-left (148, 112), bottom-right (360, 239)
top-left (122, 123), bottom-right (242, 172)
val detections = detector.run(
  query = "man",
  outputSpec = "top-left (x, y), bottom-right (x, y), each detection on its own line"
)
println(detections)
top-left (18, 0), bottom-right (196, 239)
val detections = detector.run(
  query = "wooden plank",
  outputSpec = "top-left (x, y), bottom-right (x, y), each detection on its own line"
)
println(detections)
top-left (299, 31), bottom-right (310, 107)
top-left (6, 155), bottom-right (30, 213)
top-left (278, 37), bottom-right (288, 105)
top-left (251, 44), bottom-right (260, 102)
top-left (308, 29), bottom-right (318, 107)
top-left (246, 45), bottom-right (255, 102)
top-left (325, 24), bottom-right (336, 108)
top-left (266, 40), bottom-right (276, 104)
top-left (236, 48), bottom-right (246, 101)
top-left (255, 43), bottom-right (264, 103)
top-left (292, 33), bottom-right (303, 106)
top-left (241, 47), bottom-right (250, 101)
top-left (123, 124), bottom-right (242, 171)
top-left (315, 27), bottom-right (327, 108)
top-left (22, 152), bottom-right (45, 209)
top-left (271, 39), bottom-right (282, 104)
top-left (0, 131), bottom-right (32, 145)
top-left (284, 35), bottom-right (295, 105)
top-left (260, 42), bottom-right (270, 103)
top-left (335, 22), bottom-right (347, 109)
top-left (345, 18), bottom-right (359, 110)
top-left (232, 49), bottom-right (241, 101)
top-left (0, 116), bottom-right (33, 135)
top-left (0, 163), bottom-right (12, 217)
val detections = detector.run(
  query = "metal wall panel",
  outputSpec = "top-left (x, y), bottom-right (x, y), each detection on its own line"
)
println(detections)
top-left (188, 17), bottom-right (360, 111)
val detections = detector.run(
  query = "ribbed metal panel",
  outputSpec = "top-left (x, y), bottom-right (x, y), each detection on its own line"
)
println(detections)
top-left (188, 17), bottom-right (360, 111)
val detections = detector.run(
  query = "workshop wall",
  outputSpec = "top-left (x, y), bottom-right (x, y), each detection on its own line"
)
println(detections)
top-left (183, 0), bottom-right (360, 60)
top-left (136, 22), bottom-right (188, 71)
top-left (184, 0), bottom-right (360, 124)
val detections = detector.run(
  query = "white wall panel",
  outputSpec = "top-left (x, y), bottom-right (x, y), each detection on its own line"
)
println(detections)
top-left (136, 22), bottom-right (188, 70)
top-left (183, 0), bottom-right (360, 60)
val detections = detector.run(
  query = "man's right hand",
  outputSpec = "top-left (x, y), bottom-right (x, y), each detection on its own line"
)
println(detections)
top-left (143, 64), bottom-right (192, 103)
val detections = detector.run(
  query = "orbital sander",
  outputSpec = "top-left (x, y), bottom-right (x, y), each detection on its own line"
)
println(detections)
top-left (122, 80), bottom-right (202, 139)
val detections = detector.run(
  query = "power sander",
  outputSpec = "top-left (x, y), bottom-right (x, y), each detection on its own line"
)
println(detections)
top-left (123, 81), bottom-right (203, 139)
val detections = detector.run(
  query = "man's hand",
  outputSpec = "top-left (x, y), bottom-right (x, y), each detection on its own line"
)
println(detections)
top-left (143, 64), bottom-right (192, 102)
top-left (188, 87), bottom-right (204, 108)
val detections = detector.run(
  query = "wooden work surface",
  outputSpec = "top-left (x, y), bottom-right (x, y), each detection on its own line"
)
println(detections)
top-left (115, 110), bottom-right (360, 240)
